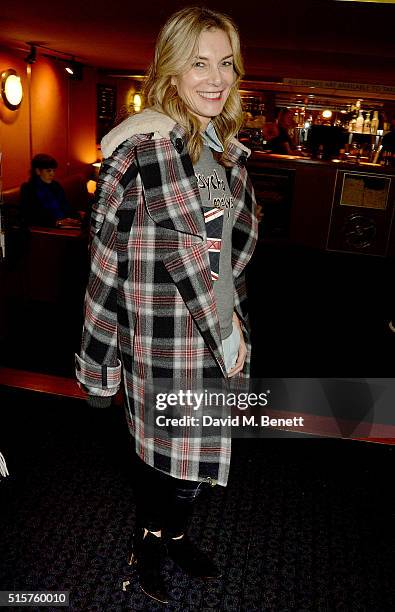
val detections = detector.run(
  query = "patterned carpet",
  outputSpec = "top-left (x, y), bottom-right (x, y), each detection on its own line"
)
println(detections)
top-left (0, 389), bottom-right (394, 611)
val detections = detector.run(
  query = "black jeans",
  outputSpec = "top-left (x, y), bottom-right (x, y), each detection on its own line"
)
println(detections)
top-left (131, 453), bottom-right (208, 537)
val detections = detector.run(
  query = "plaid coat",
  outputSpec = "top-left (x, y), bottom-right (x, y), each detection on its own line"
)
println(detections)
top-left (75, 109), bottom-right (258, 486)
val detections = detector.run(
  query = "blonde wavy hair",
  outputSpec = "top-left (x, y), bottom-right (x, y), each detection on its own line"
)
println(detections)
top-left (142, 6), bottom-right (244, 164)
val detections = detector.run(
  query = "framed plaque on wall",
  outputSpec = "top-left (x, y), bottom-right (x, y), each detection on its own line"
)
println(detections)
top-left (97, 84), bottom-right (117, 144)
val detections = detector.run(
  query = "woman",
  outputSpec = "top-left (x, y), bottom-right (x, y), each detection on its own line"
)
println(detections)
top-left (20, 154), bottom-right (81, 228)
top-left (76, 6), bottom-right (257, 604)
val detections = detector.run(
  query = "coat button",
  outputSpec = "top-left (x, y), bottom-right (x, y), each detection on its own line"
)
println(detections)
top-left (239, 154), bottom-right (248, 165)
top-left (175, 138), bottom-right (184, 153)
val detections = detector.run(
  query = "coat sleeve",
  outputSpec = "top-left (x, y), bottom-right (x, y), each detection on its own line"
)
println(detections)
top-left (75, 142), bottom-right (137, 397)
top-left (232, 166), bottom-right (258, 277)
top-left (232, 166), bottom-right (258, 321)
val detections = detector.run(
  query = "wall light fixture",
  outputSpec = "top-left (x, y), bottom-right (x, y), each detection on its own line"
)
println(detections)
top-left (1, 69), bottom-right (23, 111)
top-left (133, 93), bottom-right (142, 112)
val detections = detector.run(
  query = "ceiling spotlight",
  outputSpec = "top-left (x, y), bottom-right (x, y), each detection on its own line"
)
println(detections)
top-left (65, 59), bottom-right (83, 81)
top-left (24, 44), bottom-right (37, 65)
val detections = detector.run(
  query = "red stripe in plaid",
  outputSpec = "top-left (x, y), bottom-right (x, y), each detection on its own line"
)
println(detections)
top-left (207, 239), bottom-right (221, 251)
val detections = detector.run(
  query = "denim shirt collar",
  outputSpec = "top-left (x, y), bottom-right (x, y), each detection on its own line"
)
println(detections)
top-left (201, 122), bottom-right (224, 152)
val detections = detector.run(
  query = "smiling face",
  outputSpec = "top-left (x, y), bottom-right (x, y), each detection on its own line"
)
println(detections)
top-left (171, 28), bottom-right (235, 130)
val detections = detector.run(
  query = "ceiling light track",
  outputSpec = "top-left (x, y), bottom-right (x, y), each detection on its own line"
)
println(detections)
top-left (24, 42), bottom-right (84, 80)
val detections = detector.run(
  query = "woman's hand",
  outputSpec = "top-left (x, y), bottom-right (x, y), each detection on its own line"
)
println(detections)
top-left (227, 312), bottom-right (247, 378)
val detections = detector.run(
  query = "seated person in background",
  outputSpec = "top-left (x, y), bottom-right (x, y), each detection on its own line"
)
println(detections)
top-left (20, 154), bottom-right (81, 228)
top-left (381, 117), bottom-right (395, 154)
top-left (266, 107), bottom-right (296, 155)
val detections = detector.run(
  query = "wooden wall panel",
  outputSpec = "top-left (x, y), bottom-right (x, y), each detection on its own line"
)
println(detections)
top-left (30, 57), bottom-right (69, 177)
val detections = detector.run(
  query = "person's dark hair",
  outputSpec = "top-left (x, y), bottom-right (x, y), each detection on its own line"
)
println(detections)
top-left (31, 154), bottom-right (58, 171)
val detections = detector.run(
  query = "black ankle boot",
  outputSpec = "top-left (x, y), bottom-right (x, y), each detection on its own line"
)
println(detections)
top-left (128, 528), bottom-right (169, 603)
top-left (166, 534), bottom-right (221, 579)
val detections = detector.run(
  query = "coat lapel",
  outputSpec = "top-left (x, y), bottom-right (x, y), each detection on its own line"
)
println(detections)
top-left (135, 126), bottom-right (227, 377)
top-left (135, 126), bottom-right (206, 239)
top-left (161, 244), bottom-right (227, 377)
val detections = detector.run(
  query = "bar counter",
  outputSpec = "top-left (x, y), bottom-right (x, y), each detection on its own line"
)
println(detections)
top-left (248, 152), bottom-right (395, 257)
top-left (252, 151), bottom-right (395, 172)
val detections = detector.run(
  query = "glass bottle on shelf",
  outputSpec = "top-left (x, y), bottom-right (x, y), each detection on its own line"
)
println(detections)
top-left (370, 111), bottom-right (379, 135)
top-left (355, 111), bottom-right (364, 133)
top-left (380, 151), bottom-right (392, 167)
top-left (363, 112), bottom-right (371, 134)
top-left (349, 113), bottom-right (357, 133)
top-left (349, 141), bottom-right (360, 162)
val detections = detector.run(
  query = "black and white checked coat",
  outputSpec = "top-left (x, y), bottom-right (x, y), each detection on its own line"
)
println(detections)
top-left (76, 109), bottom-right (258, 486)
